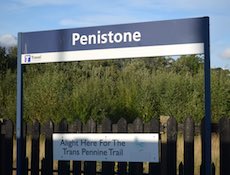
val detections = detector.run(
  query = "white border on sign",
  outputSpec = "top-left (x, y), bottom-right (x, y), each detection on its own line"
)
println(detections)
top-left (21, 43), bottom-right (204, 64)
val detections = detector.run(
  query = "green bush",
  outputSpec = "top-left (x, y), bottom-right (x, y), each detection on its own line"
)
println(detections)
top-left (1, 48), bottom-right (230, 123)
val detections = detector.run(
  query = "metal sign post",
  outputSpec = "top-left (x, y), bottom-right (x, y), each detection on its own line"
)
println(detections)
top-left (16, 17), bottom-right (211, 175)
top-left (204, 18), bottom-right (211, 175)
top-left (16, 32), bottom-right (23, 175)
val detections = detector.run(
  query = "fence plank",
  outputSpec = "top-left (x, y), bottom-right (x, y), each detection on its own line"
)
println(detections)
top-left (101, 118), bottom-right (114, 175)
top-left (167, 116), bottom-right (177, 175)
top-left (184, 117), bottom-right (194, 175)
top-left (58, 119), bottom-right (70, 175)
top-left (145, 118), bottom-right (161, 175)
top-left (41, 158), bottom-right (45, 175)
top-left (212, 162), bottom-right (216, 175)
top-left (31, 120), bottom-right (40, 175)
top-left (117, 118), bottom-right (127, 175)
top-left (129, 118), bottom-right (143, 175)
top-left (83, 119), bottom-right (97, 175)
top-left (42, 120), bottom-right (54, 175)
top-left (200, 118), bottom-right (205, 175)
top-left (25, 157), bottom-right (29, 175)
top-left (2, 120), bottom-right (14, 175)
top-left (0, 120), bottom-right (3, 175)
top-left (179, 162), bottom-right (184, 175)
top-left (69, 119), bottom-right (82, 175)
top-left (219, 117), bottom-right (230, 175)
top-left (0, 120), bottom-right (6, 175)
top-left (22, 122), bottom-right (28, 175)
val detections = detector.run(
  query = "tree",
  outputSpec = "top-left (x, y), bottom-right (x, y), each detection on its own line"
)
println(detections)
top-left (173, 55), bottom-right (203, 75)
top-left (0, 47), bottom-right (7, 76)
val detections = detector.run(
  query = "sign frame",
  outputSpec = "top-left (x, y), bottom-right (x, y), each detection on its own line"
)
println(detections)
top-left (16, 17), bottom-right (211, 175)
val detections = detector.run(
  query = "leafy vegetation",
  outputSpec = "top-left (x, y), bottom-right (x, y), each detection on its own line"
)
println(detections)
top-left (0, 46), bottom-right (230, 123)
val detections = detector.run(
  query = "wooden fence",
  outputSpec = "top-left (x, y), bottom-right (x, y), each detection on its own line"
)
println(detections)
top-left (0, 116), bottom-right (230, 175)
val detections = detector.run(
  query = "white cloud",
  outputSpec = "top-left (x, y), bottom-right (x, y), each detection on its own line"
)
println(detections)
top-left (59, 15), bottom-right (139, 28)
top-left (0, 0), bottom-right (80, 11)
top-left (0, 34), bottom-right (17, 48)
top-left (14, 0), bottom-right (77, 7)
top-left (59, 19), bottom-right (81, 27)
top-left (3, 0), bottom-right (230, 14)
top-left (221, 48), bottom-right (230, 59)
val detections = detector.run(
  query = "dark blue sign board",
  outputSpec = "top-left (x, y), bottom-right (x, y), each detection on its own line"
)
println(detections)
top-left (17, 17), bottom-right (211, 174)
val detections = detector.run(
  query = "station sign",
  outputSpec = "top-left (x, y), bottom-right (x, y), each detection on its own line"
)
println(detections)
top-left (20, 18), bottom-right (206, 64)
top-left (17, 17), bottom-right (211, 175)
top-left (53, 133), bottom-right (159, 162)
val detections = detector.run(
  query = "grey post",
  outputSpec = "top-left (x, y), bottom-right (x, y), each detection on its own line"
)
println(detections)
top-left (16, 32), bottom-right (23, 175)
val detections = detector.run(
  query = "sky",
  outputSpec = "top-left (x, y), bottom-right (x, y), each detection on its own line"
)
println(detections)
top-left (0, 0), bottom-right (229, 69)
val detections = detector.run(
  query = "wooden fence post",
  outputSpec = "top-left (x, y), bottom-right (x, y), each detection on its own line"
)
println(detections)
top-left (144, 118), bottom-right (160, 175)
top-left (129, 118), bottom-right (144, 175)
top-left (58, 119), bottom-right (70, 175)
top-left (69, 119), bottom-right (82, 175)
top-left (184, 117), bottom-right (194, 175)
top-left (219, 117), bottom-right (230, 175)
top-left (167, 116), bottom-right (177, 175)
top-left (83, 119), bottom-right (97, 175)
top-left (31, 120), bottom-right (40, 175)
top-left (42, 120), bottom-right (54, 175)
top-left (117, 118), bottom-right (127, 175)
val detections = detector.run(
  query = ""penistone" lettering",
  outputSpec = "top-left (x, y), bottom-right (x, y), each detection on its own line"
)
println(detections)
top-left (72, 30), bottom-right (141, 46)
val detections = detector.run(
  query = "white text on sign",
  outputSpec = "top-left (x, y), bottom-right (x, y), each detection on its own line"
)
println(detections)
top-left (72, 31), bottom-right (141, 45)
